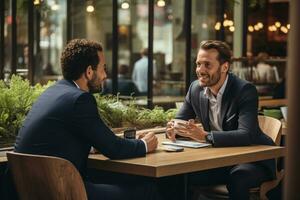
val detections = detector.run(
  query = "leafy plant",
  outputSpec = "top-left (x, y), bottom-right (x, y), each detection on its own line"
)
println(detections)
top-left (94, 94), bottom-right (178, 129)
top-left (0, 75), bottom-right (53, 141)
top-left (0, 76), bottom-right (178, 143)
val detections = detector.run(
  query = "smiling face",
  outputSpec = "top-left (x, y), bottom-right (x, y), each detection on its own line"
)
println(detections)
top-left (195, 48), bottom-right (228, 88)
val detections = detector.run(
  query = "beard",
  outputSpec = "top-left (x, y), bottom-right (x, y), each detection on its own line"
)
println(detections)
top-left (87, 73), bottom-right (103, 93)
top-left (197, 66), bottom-right (222, 87)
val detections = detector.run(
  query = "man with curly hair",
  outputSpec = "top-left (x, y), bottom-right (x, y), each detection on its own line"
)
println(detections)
top-left (13, 39), bottom-right (160, 200)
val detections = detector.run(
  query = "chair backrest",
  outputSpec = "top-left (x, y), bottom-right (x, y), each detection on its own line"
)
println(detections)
top-left (258, 115), bottom-right (282, 146)
top-left (7, 152), bottom-right (88, 200)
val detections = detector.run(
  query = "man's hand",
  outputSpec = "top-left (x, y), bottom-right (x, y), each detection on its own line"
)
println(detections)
top-left (166, 120), bottom-right (176, 142)
top-left (174, 119), bottom-right (207, 142)
top-left (136, 132), bottom-right (146, 139)
top-left (141, 132), bottom-right (158, 153)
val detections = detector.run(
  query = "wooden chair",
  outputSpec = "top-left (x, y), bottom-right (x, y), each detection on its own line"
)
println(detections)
top-left (193, 115), bottom-right (283, 200)
top-left (7, 152), bottom-right (88, 200)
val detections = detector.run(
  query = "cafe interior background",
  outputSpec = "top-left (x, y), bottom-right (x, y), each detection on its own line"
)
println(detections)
top-left (0, 0), bottom-right (289, 108)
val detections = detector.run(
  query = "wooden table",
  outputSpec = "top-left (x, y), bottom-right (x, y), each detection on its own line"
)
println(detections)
top-left (88, 134), bottom-right (285, 178)
top-left (0, 147), bottom-right (14, 163)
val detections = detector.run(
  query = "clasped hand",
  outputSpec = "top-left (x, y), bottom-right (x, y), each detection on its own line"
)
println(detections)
top-left (166, 119), bottom-right (207, 142)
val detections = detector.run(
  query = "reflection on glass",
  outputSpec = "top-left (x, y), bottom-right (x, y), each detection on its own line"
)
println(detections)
top-left (72, 0), bottom-right (113, 79)
top-left (16, 0), bottom-right (29, 78)
top-left (34, 0), bottom-right (66, 84)
top-left (154, 0), bottom-right (185, 97)
top-left (4, 0), bottom-right (12, 81)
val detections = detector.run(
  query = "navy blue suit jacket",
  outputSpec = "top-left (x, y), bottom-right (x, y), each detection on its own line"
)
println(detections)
top-left (15, 80), bottom-right (146, 177)
top-left (176, 73), bottom-right (276, 178)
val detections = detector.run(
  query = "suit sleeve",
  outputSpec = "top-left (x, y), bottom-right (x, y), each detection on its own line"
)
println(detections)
top-left (176, 82), bottom-right (197, 120)
top-left (211, 84), bottom-right (259, 147)
top-left (71, 93), bottom-right (146, 159)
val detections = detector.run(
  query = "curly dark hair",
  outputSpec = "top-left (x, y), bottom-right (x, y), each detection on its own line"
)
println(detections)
top-left (61, 39), bottom-right (103, 80)
top-left (199, 40), bottom-right (232, 65)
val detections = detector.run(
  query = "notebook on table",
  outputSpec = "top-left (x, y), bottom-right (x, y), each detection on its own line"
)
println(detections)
top-left (162, 140), bottom-right (211, 148)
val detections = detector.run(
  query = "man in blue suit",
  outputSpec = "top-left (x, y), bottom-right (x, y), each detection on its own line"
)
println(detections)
top-left (14, 39), bottom-right (160, 200)
top-left (166, 40), bottom-right (275, 200)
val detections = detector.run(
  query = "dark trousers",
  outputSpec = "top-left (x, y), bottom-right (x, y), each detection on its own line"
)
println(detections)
top-left (187, 163), bottom-right (272, 200)
top-left (86, 169), bottom-right (162, 200)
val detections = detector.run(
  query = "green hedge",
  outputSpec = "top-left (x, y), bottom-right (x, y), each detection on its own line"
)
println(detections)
top-left (0, 76), bottom-right (177, 141)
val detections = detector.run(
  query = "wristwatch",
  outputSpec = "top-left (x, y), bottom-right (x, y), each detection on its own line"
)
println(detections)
top-left (205, 132), bottom-right (214, 144)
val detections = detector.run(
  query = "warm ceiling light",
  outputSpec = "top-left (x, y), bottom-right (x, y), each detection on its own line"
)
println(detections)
top-left (157, 0), bottom-right (166, 7)
top-left (224, 13), bottom-right (227, 19)
top-left (257, 22), bottom-right (263, 29)
top-left (33, 0), bottom-right (40, 5)
top-left (51, 3), bottom-right (59, 11)
top-left (223, 19), bottom-right (230, 27)
top-left (287, 24), bottom-right (290, 29)
top-left (215, 22), bottom-right (221, 30)
top-left (227, 20), bottom-right (234, 26)
top-left (121, 1), bottom-right (130, 9)
top-left (86, 5), bottom-right (94, 12)
top-left (280, 26), bottom-right (288, 34)
top-left (269, 25), bottom-right (277, 31)
top-left (275, 21), bottom-right (281, 28)
top-left (229, 26), bottom-right (235, 32)
top-left (202, 23), bottom-right (208, 29)
top-left (254, 25), bottom-right (260, 31)
top-left (268, 26), bottom-right (273, 32)
top-left (248, 26), bottom-right (254, 32)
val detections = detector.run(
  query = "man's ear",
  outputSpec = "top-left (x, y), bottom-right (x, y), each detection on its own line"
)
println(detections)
top-left (221, 62), bottom-right (229, 73)
top-left (85, 65), bottom-right (93, 80)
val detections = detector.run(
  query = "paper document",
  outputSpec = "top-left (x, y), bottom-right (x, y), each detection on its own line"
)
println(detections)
top-left (162, 140), bottom-right (211, 148)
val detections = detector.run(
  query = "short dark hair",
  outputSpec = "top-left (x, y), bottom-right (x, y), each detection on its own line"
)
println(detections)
top-left (118, 64), bottom-right (129, 75)
top-left (61, 39), bottom-right (103, 80)
top-left (199, 40), bottom-right (232, 64)
top-left (140, 48), bottom-right (148, 56)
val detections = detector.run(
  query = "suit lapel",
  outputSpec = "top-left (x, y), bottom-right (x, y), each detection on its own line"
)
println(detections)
top-left (221, 74), bottom-right (234, 126)
top-left (199, 90), bottom-right (210, 131)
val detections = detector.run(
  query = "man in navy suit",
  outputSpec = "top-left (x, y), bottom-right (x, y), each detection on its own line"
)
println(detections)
top-left (14, 39), bottom-right (160, 200)
top-left (166, 40), bottom-right (275, 200)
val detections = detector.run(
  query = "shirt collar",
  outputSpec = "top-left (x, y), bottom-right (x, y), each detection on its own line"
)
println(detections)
top-left (72, 81), bottom-right (80, 89)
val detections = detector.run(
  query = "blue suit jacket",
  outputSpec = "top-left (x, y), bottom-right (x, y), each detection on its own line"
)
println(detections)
top-left (15, 80), bottom-right (146, 177)
top-left (176, 73), bottom-right (276, 178)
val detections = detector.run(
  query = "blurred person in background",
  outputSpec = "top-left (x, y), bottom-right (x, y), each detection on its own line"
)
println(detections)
top-left (102, 64), bottom-right (139, 96)
top-left (256, 52), bottom-right (277, 83)
top-left (132, 48), bottom-right (157, 95)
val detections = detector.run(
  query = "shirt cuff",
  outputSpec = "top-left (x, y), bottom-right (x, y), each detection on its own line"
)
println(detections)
top-left (141, 139), bottom-right (148, 153)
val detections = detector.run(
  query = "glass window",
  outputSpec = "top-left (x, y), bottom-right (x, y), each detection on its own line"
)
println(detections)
top-left (153, 0), bottom-right (185, 97)
top-left (191, 0), bottom-right (220, 81)
top-left (4, 0), bottom-right (12, 81)
top-left (16, 0), bottom-right (29, 78)
top-left (118, 0), bottom-right (150, 97)
top-left (35, 0), bottom-right (67, 84)
top-left (71, 0), bottom-right (113, 69)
